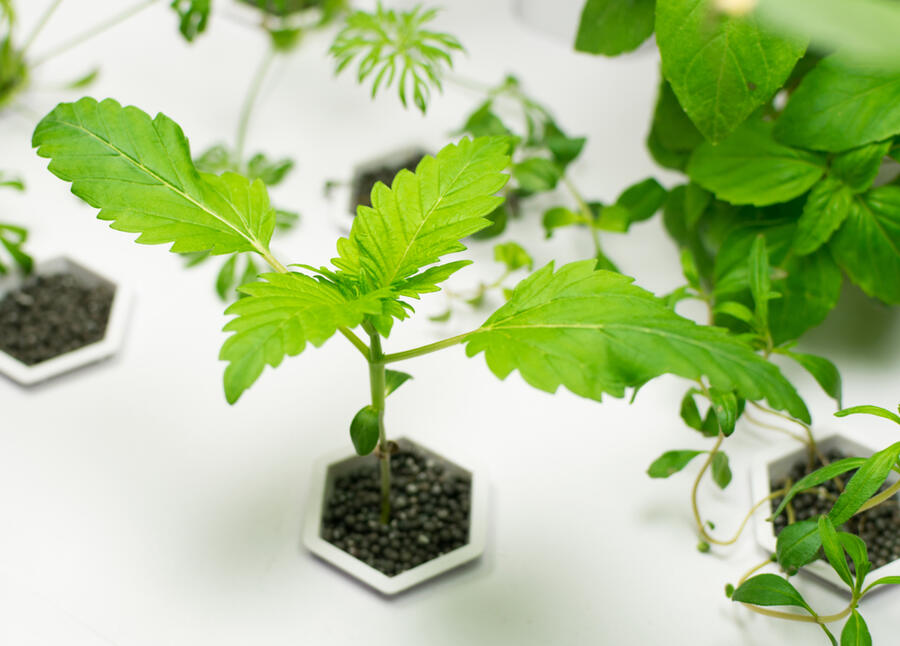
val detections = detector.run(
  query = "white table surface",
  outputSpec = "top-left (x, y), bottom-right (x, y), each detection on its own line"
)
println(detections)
top-left (1, 1), bottom-right (899, 645)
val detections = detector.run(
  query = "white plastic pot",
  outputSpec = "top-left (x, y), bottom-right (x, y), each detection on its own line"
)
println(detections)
top-left (750, 433), bottom-right (900, 590)
top-left (303, 437), bottom-right (488, 595)
top-left (0, 256), bottom-right (132, 385)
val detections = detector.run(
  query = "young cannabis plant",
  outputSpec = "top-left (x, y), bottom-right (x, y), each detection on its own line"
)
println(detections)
top-left (34, 97), bottom-right (811, 525)
top-left (0, 172), bottom-right (31, 274)
top-left (725, 404), bottom-right (900, 645)
top-left (330, 3), bottom-right (462, 113)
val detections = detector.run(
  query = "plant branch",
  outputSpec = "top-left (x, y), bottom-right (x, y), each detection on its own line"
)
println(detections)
top-left (19, 0), bottom-right (63, 56)
top-left (339, 327), bottom-right (370, 358)
top-left (368, 330), bottom-right (391, 524)
top-left (236, 46), bottom-right (277, 165)
top-left (382, 331), bottom-right (475, 363)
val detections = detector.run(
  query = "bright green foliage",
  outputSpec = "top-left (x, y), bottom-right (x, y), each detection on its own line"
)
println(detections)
top-left (775, 56), bottom-right (900, 152)
top-left (831, 141), bottom-right (892, 193)
top-left (513, 158), bottom-right (561, 194)
top-left (494, 241), bottom-right (533, 272)
top-left (779, 350), bottom-right (842, 407)
top-left (687, 119), bottom-right (826, 206)
top-left (836, 404), bottom-right (900, 425)
top-left (384, 369), bottom-right (412, 396)
top-left (776, 519), bottom-right (822, 571)
top-left (829, 442), bottom-right (900, 525)
top-left (0, 223), bottom-right (32, 274)
top-left (794, 178), bottom-right (853, 256)
top-left (333, 137), bottom-right (509, 303)
top-left (574, 0), bottom-right (655, 56)
top-left (32, 98), bottom-right (276, 256)
top-left (709, 388), bottom-right (738, 436)
top-left (646, 80), bottom-right (704, 171)
top-left (771, 458), bottom-right (867, 519)
top-left (350, 405), bottom-right (379, 455)
top-left (731, 573), bottom-right (814, 611)
top-left (195, 145), bottom-right (295, 188)
top-left (465, 261), bottom-right (809, 420)
top-left (841, 611), bottom-right (872, 646)
top-left (710, 451), bottom-right (731, 488)
top-left (171, 0), bottom-right (211, 42)
top-left (221, 273), bottom-right (389, 403)
top-left (330, 3), bottom-right (462, 113)
top-left (647, 450), bottom-right (704, 478)
top-left (818, 516), bottom-right (853, 587)
top-left (829, 187), bottom-right (900, 304)
top-left (655, 0), bottom-right (806, 142)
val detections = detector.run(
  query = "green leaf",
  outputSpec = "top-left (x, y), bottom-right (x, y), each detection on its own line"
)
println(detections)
top-left (33, 98), bottom-right (276, 256)
top-left (333, 137), bottom-right (509, 302)
top-left (170, 0), bottom-right (211, 42)
top-left (749, 235), bottom-right (771, 328)
top-left (709, 388), bottom-right (738, 437)
top-left (841, 611), bottom-right (872, 646)
top-left (615, 177), bottom-right (666, 225)
top-left (680, 248), bottom-right (701, 289)
top-left (818, 516), bottom-right (854, 588)
top-left (65, 67), bottom-right (99, 90)
top-left (574, 0), bottom-right (655, 56)
top-left (459, 101), bottom-right (513, 138)
top-left (835, 404), bottom-right (900, 425)
top-left (646, 80), bottom-right (704, 171)
top-left (781, 350), bottom-right (842, 407)
top-left (465, 261), bottom-right (810, 421)
top-left (839, 533), bottom-right (872, 586)
top-left (246, 153), bottom-right (294, 187)
top-left (220, 272), bottom-right (388, 403)
top-left (776, 519), bottom-right (823, 571)
top-left (544, 121), bottom-right (586, 168)
top-left (863, 576), bottom-right (900, 591)
top-left (714, 301), bottom-right (757, 328)
top-left (731, 573), bottom-right (815, 612)
top-left (513, 157), bottom-right (561, 193)
top-left (687, 119), bottom-right (826, 206)
top-left (772, 458), bottom-right (868, 520)
top-left (384, 369), bottom-right (413, 396)
top-left (350, 405), bottom-right (380, 456)
top-left (647, 450), bottom-right (704, 478)
top-left (494, 241), bottom-right (533, 272)
top-left (829, 187), bottom-right (900, 304)
top-left (831, 141), bottom-right (893, 193)
top-left (794, 178), bottom-right (853, 256)
top-left (595, 205), bottom-right (630, 232)
top-left (775, 56), bottom-right (900, 152)
top-left (542, 206), bottom-right (583, 238)
top-left (656, 0), bottom-right (806, 142)
top-left (680, 390), bottom-right (704, 430)
top-left (216, 254), bottom-right (238, 300)
top-left (711, 451), bottom-right (732, 489)
top-left (830, 442), bottom-right (900, 525)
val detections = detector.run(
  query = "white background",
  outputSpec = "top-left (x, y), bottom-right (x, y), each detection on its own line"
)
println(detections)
top-left (1, 1), bottom-right (899, 644)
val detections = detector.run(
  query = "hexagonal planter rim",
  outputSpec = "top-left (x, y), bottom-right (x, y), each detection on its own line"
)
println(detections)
top-left (750, 431), bottom-right (900, 591)
top-left (302, 436), bottom-right (488, 595)
top-left (329, 142), bottom-right (434, 233)
top-left (0, 255), bottom-right (132, 386)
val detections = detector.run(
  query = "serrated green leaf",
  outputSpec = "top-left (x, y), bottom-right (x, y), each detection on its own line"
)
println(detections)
top-left (777, 519), bottom-right (823, 571)
top-left (829, 187), bottom-right (900, 303)
top-left (494, 241), bottom-right (533, 272)
top-left (795, 178), bottom-right (854, 256)
top-left (687, 119), bottom-right (825, 206)
top-left (830, 442), bottom-right (900, 525)
top-left (647, 450), bottom-right (704, 478)
top-left (656, 0), bottom-right (806, 142)
top-left (832, 141), bottom-right (892, 193)
top-left (574, 0), bottom-right (655, 56)
top-left (775, 56), bottom-right (900, 152)
top-left (781, 350), bottom-right (842, 407)
top-left (464, 261), bottom-right (809, 421)
top-left (33, 98), bottom-right (276, 256)
top-left (731, 573), bottom-right (815, 612)
top-left (333, 137), bottom-right (509, 303)
top-left (711, 451), bottom-right (732, 488)
top-left (350, 405), bottom-right (379, 455)
top-left (220, 272), bottom-right (388, 403)
top-left (835, 404), bottom-right (900, 425)
top-left (819, 516), bottom-right (854, 588)
top-left (841, 611), bottom-right (872, 646)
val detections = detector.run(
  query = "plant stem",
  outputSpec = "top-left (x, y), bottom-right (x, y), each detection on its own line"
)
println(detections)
top-left (382, 331), bottom-right (474, 364)
top-left (31, 0), bottom-right (159, 67)
top-left (235, 45), bottom-right (276, 167)
top-left (339, 327), bottom-right (370, 358)
top-left (856, 477), bottom-right (900, 515)
top-left (367, 330), bottom-right (391, 524)
top-left (18, 0), bottom-right (63, 56)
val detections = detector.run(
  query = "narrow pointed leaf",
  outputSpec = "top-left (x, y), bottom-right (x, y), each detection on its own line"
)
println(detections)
top-left (647, 450), bottom-right (704, 478)
top-left (818, 516), bottom-right (854, 588)
top-left (830, 442), bottom-right (900, 525)
top-left (841, 611), bottom-right (872, 646)
top-left (731, 574), bottom-right (815, 612)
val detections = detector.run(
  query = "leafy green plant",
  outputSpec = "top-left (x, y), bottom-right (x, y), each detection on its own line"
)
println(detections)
top-left (34, 96), bottom-right (811, 530)
top-left (728, 404), bottom-right (900, 645)
top-left (0, 172), bottom-right (31, 274)
top-left (330, 2), bottom-right (462, 113)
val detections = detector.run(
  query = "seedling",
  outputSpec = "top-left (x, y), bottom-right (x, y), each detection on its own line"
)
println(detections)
top-left (34, 97), bottom-right (810, 535)
top-left (0, 172), bottom-right (31, 274)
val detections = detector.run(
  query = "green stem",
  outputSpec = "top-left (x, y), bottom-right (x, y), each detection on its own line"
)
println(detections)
top-left (368, 330), bottom-right (391, 525)
top-left (235, 46), bottom-right (277, 167)
top-left (339, 327), bottom-right (370, 359)
top-left (562, 175), bottom-right (604, 257)
top-left (18, 0), bottom-right (63, 56)
top-left (382, 331), bottom-right (474, 364)
top-left (31, 0), bottom-right (158, 67)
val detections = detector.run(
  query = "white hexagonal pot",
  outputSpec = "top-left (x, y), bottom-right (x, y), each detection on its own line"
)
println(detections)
top-left (303, 437), bottom-right (488, 595)
top-left (0, 256), bottom-right (131, 385)
top-left (750, 433), bottom-right (900, 590)
top-left (329, 144), bottom-right (431, 233)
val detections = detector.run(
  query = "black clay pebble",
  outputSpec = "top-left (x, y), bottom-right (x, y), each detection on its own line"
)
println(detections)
top-left (321, 446), bottom-right (471, 577)
top-left (771, 449), bottom-right (900, 571)
top-left (352, 155), bottom-right (424, 211)
top-left (0, 272), bottom-right (114, 365)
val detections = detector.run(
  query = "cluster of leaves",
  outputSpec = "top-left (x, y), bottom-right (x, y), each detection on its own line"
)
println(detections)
top-left (0, 0), bottom-right (26, 109)
top-left (456, 75), bottom-right (667, 270)
top-left (33, 97), bottom-right (811, 430)
top-left (187, 145), bottom-right (299, 300)
top-left (0, 171), bottom-right (31, 274)
top-left (330, 2), bottom-right (462, 112)
top-left (730, 405), bottom-right (900, 645)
